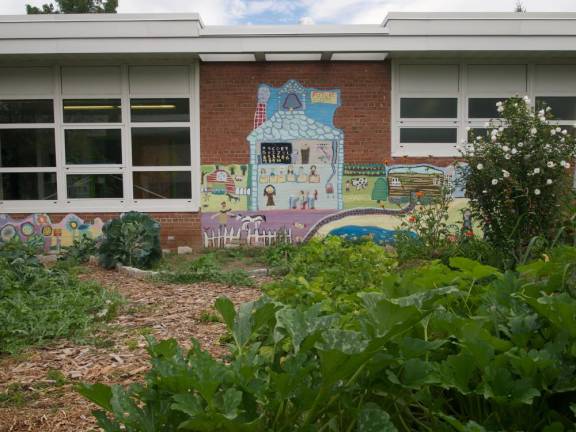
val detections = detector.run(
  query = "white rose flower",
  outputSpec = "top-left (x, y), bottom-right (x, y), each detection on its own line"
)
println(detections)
top-left (476, 163), bottom-right (484, 170)
top-left (505, 154), bottom-right (512, 160)
top-left (491, 179), bottom-right (498, 185)
top-left (502, 170), bottom-right (510, 178)
top-left (530, 128), bottom-right (537, 135)
top-left (511, 148), bottom-right (518, 154)
top-left (482, 190), bottom-right (487, 194)
top-left (562, 129), bottom-right (568, 135)
top-left (496, 101), bottom-right (503, 107)
top-left (547, 161), bottom-right (556, 168)
top-left (491, 135), bottom-right (497, 142)
top-left (502, 145), bottom-right (510, 152)
top-left (523, 96), bottom-right (531, 104)
top-left (561, 138), bottom-right (566, 143)
top-left (533, 167), bottom-right (541, 174)
top-left (499, 126), bottom-right (505, 132)
top-left (518, 142), bottom-right (524, 147)
top-left (560, 160), bottom-right (567, 167)
top-left (546, 106), bottom-right (552, 112)
top-left (556, 127), bottom-right (562, 132)
top-left (547, 179), bottom-right (553, 185)
top-left (465, 126), bottom-right (471, 131)
top-left (551, 129), bottom-right (556, 136)
top-left (565, 162), bottom-right (571, 169)
top-left (534, 188), bottom-right (541, 196)
top-left (538, 109), bottom-right (545, 116)
top-left (484, 122), bottom-right (491, 127)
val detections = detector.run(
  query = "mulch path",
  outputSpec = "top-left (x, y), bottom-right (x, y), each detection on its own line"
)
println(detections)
top-left (0, 265), bottom-right (262, 432)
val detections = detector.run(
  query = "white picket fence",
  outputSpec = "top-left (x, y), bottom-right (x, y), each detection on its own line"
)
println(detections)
top-left (203, 226), bottom-right (292, 248)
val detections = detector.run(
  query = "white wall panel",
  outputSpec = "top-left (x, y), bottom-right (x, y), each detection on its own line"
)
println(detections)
top-left (467, 65), bottom-right (526, 94)
top-left (61, 66), bottom-right (122, 95)
top-left (129, 66), bottom-right (189, 95)
top-left (534, 65), bottom-right (576, 93)
top-left (0, 67), bottom-right (53, 95)
top-left (398, 64), bottom-right (459, 94)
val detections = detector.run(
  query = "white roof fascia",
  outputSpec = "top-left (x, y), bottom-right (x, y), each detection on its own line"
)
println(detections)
top-left (0, 12), bottom-right (575, 56)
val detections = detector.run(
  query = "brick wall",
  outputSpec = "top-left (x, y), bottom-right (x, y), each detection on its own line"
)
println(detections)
top-left (200, 61), bottom-right (392, 164)
top-left (10, 212), bottom-right (202, 250)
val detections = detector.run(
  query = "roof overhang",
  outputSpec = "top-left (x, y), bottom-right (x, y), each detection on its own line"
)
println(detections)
top-left (0, 12), bottom-right (575, 59)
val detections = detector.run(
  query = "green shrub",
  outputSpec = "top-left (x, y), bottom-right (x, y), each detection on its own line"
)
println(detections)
top-left (0, 235), bottom-right (43, 266)
top-left (59, 234), bottom-right (98, 264)
top-left (0, 239), bottom-right (121, 354)
top-left (460, 96), bottom-right (576, 264)
top-left (98, 212), bottom-right (162, 269)
top-left (80, 245), bottom-right (576, 431)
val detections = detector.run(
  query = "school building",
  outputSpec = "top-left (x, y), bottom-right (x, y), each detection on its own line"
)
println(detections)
top-left (0, 12), bottom-right (575, 250)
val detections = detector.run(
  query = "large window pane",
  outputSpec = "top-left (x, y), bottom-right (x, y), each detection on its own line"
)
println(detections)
top-left (63, 99), bottom-right (122, 123)
top-left (130, 98), bottom-right (190, 123)
top-left (67, 174), bottom-right (123, 199)
top-left (536, 97), bottom-right (576, 121)
top-left (133, 171), bottom-right (191, 199)
top-left (400, 128), bottom-right (457, 143)
top-left (131, 127), bottom-right (190, 166)
top-left (400, 98), bottom-right (457, 118)
top-left (65, 129), bottom-right (122, 165)
top-left (0, 129), bottom-right (55, 167)
top-left (0, 172), bottom-right (57, 200)
top-left (0, 100), bottom-right (54, 123)
top-left (468, 98), bottom-right (503, 119)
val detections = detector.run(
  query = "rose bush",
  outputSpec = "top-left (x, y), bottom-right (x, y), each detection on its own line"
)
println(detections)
top-left (460, 96), bottom-right (576, 264)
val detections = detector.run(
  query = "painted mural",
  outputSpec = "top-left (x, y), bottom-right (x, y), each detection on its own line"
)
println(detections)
top-left (0, 213), bottom-right (104, 253)
top-left (201, 79), bottom-right (472, 248)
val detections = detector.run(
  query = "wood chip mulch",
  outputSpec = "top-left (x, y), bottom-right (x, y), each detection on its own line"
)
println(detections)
top-left (0, 265), bottom-right (262, 432)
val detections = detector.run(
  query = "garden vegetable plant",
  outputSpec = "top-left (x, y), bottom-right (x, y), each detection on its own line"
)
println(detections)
top-left (79, 238), bottom-right (576, 431)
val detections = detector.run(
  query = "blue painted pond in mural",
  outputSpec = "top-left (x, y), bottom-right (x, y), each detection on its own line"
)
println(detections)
top-left (328, 225), bottom-right (417, 245)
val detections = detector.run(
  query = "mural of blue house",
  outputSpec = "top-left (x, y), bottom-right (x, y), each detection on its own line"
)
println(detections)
top-left (247, 80), bottom-right (344, 211)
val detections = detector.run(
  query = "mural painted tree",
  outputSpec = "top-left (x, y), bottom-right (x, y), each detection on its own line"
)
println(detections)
top-left (371, 177), bottom-right (388, 203)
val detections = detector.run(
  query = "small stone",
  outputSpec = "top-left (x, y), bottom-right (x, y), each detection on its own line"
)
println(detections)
top-left (177, 246), bottom-right (193, 255)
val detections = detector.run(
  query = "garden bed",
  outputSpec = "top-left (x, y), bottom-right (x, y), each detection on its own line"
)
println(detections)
top-left (0, 264), bottom-right (262, 432)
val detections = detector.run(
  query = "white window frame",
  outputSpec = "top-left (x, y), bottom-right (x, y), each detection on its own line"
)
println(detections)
top-left (0, 63), bottom-right (201, 213)
top-left (392, 60), bottom-right (574, 158)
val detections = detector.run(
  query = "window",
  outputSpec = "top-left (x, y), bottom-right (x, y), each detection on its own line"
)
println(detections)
top-left (65, 129), bottom-right (122, 165)
top-left (400, 128), bottom-right (457, 144)
top-left (468, 98), bottom-right (503, 119)
top-left (1, 172), bottom-right (57, 200)
top-left (535, 97), bottom-right (576, 121)
top-left (63, 99), bottom-right (122, 123)
top-left (131, 127), bottom-right (190, 166)
top-left (133, 171), bottom-right (191, 199)
top-left (0, 129), bottom-right (55, 167)
top-left (130, 98), bottom-right (190, 123)
top-left (400, 98), bottom-right (457, 119)
top-left (67, 174), bottom-right (123, 199)
top-left (0, 100), bottom-right (53, 123)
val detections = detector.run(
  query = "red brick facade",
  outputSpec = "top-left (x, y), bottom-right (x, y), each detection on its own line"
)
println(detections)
top-left (200, 61), bottom-right (392, 164)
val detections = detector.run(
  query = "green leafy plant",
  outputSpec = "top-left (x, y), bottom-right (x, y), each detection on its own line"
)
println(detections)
top-left (0, 239), bottom-right (121, 354)
top-left (80, 240), bottom-right (576, 431)
top-left (156, 254), bottom-right (254, 287)
top-left (98, 212), bottom-right (162, 270)
top-left (460, 96), bottom-right (576, 264)
top-left (59, 234), bottom-right (98, 264)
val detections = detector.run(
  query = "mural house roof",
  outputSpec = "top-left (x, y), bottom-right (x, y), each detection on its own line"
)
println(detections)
top-left (247, 110), bottom-right (343, 142)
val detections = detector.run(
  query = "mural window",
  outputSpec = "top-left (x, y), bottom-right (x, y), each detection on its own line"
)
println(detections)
top-left (63, 99), bottom-right (122, 123)
top-left (130, 98), bottom-right (190, 123)
top-left (67, 174), bottom-right (123, 199)
top-left (0, 99), bottom-right (54, 124)
top-left (65, 129), bottom-right (122, 165)
top-left (1, 172), bottom-right (57, 200)
top-left (400, 98), bottom-right (458, 119)
top-left (0, 129), bottom-right (55, 168)
top-left (400, 128), bottom-right (457, 144)
top-left (131, 127), bottom-right (191, 166)
top-left (133, 171), bottom-right (191, 199)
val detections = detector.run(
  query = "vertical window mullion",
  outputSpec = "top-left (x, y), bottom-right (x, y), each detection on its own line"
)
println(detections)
top-left (53, 64), bottom-right (66, 205)
top-left (121, 64), bottom-right (132, 208)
